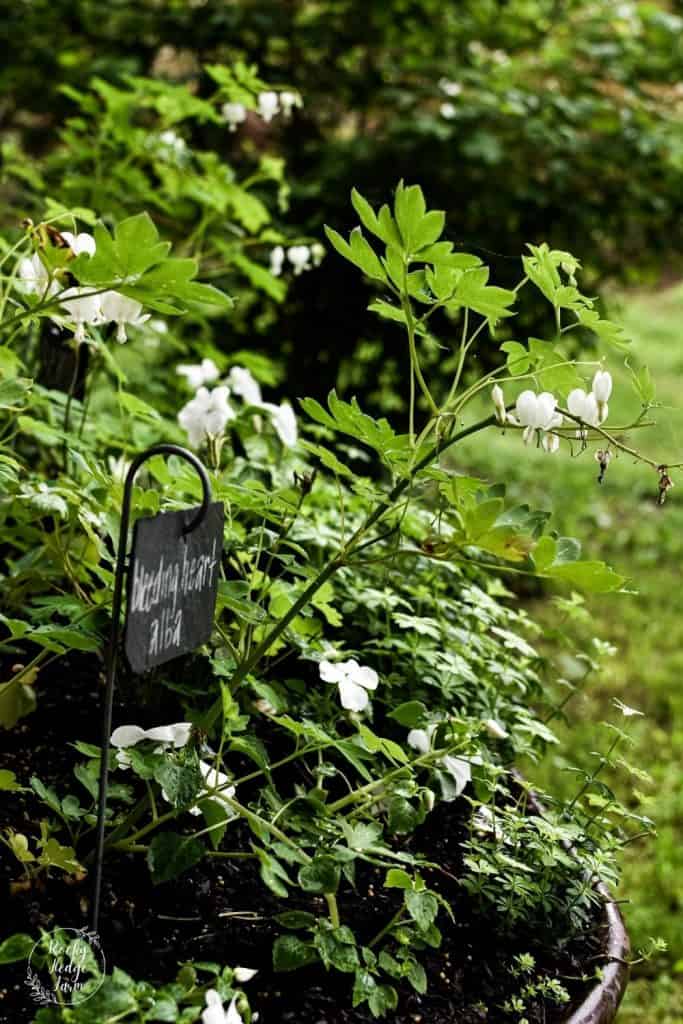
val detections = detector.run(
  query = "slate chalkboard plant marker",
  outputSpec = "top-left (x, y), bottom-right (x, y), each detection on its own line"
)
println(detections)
top-left (90, 443), bottom-right (223, 932)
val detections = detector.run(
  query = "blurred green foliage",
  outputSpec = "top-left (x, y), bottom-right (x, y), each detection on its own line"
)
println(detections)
top-left (2, 0), bottom-right (682, 404)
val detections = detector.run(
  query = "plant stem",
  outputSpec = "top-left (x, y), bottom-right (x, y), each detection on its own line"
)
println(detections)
top-left (204, 411), bottom-right (498, 732)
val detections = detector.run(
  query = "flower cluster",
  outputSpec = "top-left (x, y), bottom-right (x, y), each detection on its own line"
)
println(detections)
top-left (492, 370), bottom-right (613, 455)
top-left (19, 231), bottom-right (149, 343)
top-left (269, 242), bottom-right (325, 277)
top-left (221, 89), bottom-right (302, 131)
top-left (177, 363), bottom-right (298, 449)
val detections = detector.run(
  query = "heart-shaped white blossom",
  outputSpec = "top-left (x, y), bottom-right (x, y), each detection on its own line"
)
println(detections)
top-left (222, 102), bottom-right (247, 131)
top-left (100, 291), bottom-right (150, 343)
top-left (257, 91), bottom-right (280, 122)
top-left (178, 386), bottom-right (236, 448)
top-left (202, 990), bottom-right (243, 1024)
top-left (287, 245), bottom-right (312, 275)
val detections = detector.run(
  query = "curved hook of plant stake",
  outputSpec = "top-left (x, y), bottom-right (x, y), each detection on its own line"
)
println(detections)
top-left (91, 443), bottom-right (212, 933)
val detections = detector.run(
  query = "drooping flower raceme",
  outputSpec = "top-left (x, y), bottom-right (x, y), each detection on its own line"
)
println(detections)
top-left (407, 725), bottom-right (471, 799)
top-left (222, 102), bottom-right (247, 131)
top-left (99, 291), bottom-right (150, 344)
top-left (319, 657), bottom-right (379, 712)
top-left (202, 991), bottom-right (243, 1024)
top-left (177, 358), bottom-right (221, 390)
top-left (178, 386), bottom-right (236, 448)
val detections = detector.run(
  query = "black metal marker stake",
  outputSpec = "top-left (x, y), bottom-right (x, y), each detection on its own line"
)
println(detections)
top-left (91, 444), bottom-right (212, 933)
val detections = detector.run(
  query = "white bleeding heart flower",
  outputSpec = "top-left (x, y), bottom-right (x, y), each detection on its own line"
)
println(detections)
top-left (406, 725), bottom-right (471, 798)
top-left (110, 722), bottom-right (192, 770)
top-left (440, 102), bottom-right (457, 119)
top-left (491, 384), bottom-right (507, 424)
top-left (542, 431), bottom-right (560, 453)
top-left (158, 130), bottom-right (186, 155)
top-left (222, 102), bottom-right (247, 131)
top-left (269, 245), bottom-right (285, 277)
top-left (100, 291), bottom-right (150, 343)
top-left (228, 365), bottom-right (262, 406)
top-left (592, 369), bottom-right (613, 420)
top-left (110, 722), bottom-right (192, 749)
top-left (202, 990), bottom-right (243, 1024)
top-left (257, 91), bottom-right (280, 122)
top-left (60, 287), bottom-right (103, 342)
top-left (61, 231), bottom-right (96, 257)
top-left (592, 370), bottom-right (612, 403)
top-left (259, 401), bottom-right (298, 447)
top-left (178, 386), bottom-right (236, 448)
top-left (233, 967), bottom-right (258, 983)
top-left (279, 91), bottom-right (302, 117)
top-left (18, 254), bottom-right (57, 297)
top-left (567, 388), bottom-right (601, 427)
top-left (177, 358), bottom-right (221, 390)
top-left (287, 245), bottom-right (312, 275)
top-left (310, 241), bottom-right (325, 267)
top-left (195, 759), bottom-right (237, 816)
top-left (439, 78), bottom-right (463, 97)
top-left (483, 718), bottom-right (509, 740)
top-left (319, 657), bottom-right (379, 712)
top-left (515, 390), bottom-right (559, 444)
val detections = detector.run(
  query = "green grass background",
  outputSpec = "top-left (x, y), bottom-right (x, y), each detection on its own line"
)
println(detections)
top-left (455, 284), bottom-right (683, 1022)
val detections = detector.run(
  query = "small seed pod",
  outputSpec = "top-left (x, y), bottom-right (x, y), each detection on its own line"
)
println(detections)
top-left (595, 449), bottom-right (612, 484)
top-left (657, 464), bottom-right (674, 506)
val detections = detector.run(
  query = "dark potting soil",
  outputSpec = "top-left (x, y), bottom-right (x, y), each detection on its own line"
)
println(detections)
top-left (0, 654), bottom-right (608, 1024)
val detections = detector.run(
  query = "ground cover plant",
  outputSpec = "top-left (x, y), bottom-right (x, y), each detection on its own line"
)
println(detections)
top-left (0, 165), bottom-right (676, 1023)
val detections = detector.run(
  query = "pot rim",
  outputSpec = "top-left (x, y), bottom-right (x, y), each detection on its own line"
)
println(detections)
top-left (517, 775), bottom-right (630, 1024)
top-left (562, 881), bottom-right (630, 1024)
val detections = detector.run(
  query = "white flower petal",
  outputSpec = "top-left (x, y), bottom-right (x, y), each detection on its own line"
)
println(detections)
top-left (592, 370), bottom-right (612, 403)
top-left (319, 659), bottom-right (343, 683)
top-left (110, 725), bottom-right (147, 748)
top-left (515, 390), bottom-right (538, 426)
top-left (484, 718), bottom-right (509, 740)
top-left (441, 755), bottom-right (471, 796)
top-left (352, 664), bottom-right (378, 691)
top-left (234, 967), bottom-right (258, 983)
top-left (407, 728), bottom-right (431, 754)
top-left (338, 677), bottom-right (370, 712)
top-left (567, 388), bottom-right (588, 418)
top-left (536, 392), bottom-right (557, 429)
